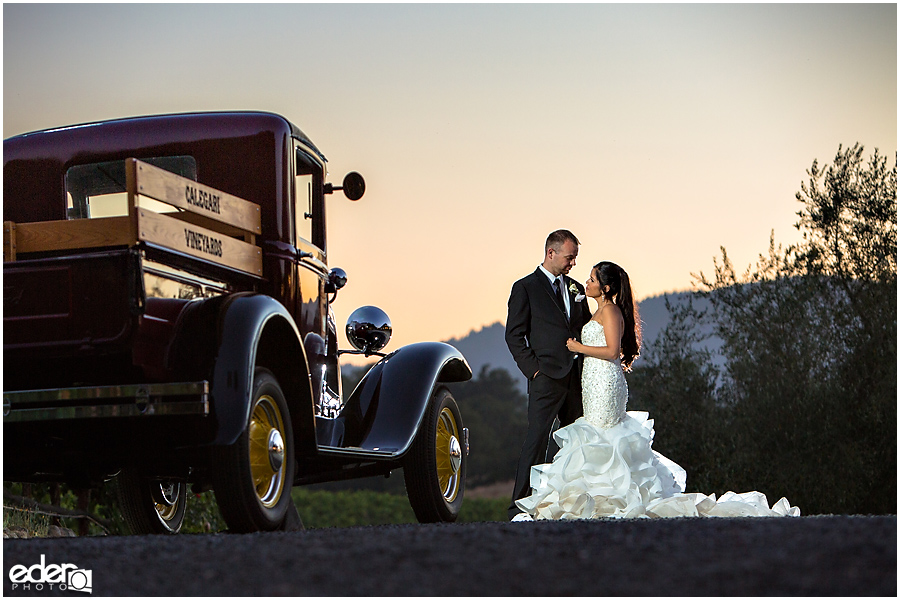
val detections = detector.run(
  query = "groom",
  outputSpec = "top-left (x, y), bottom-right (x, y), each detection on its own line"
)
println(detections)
top-left (505, 229), bottom-right (592, 520)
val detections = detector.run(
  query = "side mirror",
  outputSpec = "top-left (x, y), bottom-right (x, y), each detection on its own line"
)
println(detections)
top-left (324, 171), bottom-right (365, 201)
top-left (341, 172), bottom-right (365, 201)
top-left (345, 306), bottom-right (392, 356)
top-left (325, 267), bottom-right (347, 304)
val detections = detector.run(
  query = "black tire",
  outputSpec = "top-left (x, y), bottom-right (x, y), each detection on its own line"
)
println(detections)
top-left (116, 467), bottom-right (187, 535)
top-left (212, 368), bottom-right (295, 533)
top-left (403, 386), bottom-right (467, 523)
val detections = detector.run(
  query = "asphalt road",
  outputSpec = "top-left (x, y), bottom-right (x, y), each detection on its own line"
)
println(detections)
top-left (3, 515), bottom-right (895, 596)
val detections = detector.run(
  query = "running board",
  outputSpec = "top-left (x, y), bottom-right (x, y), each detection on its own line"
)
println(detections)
top-left (316, 446), bottom-right (400, 461)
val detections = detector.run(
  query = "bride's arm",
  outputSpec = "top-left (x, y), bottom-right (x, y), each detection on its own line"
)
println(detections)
top-left (566, 305), bottom-right (623, 361)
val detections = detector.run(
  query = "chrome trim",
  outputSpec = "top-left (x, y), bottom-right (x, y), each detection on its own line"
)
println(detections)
top-left (299, 254), bottom-right (329, 275)
top-left (448, 436), bottom-right (462, 473)
top-left (268, 428), bottom-right (285, 471)
top-left (316, 446), bottom-right (398, 461)
top-left (3, 381), bottom-right (209, 423)
top-left (143, 258), bottom-right (230, 298)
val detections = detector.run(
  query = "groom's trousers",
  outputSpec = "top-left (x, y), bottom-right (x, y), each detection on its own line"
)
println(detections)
top-left (508, 366), bottom-right (583, 519)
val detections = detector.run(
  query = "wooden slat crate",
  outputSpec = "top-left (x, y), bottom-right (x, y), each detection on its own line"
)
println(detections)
top-left (4, 158), bottom-right (263, 277)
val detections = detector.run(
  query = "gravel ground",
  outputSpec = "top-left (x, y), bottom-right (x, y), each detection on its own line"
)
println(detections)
top-left (3, 515), bottom-right (895, 596)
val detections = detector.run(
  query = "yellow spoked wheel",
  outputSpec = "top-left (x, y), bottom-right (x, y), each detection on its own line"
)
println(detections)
top-left (436, 407), bottom-right (463, 502)
top-left (152, 481), bottom-right (185, 523)
top-left (213, 368), bottom-right (295, 533)
top-left (404, 387), bottom-right (467, 523)
top-left (117, 468), bottom-right (187, 535)
top-left (247, 394), bottom-right (287, 508)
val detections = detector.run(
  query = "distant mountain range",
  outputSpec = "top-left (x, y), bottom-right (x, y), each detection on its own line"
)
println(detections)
top-left (443, 291), bottom-right (718, 391)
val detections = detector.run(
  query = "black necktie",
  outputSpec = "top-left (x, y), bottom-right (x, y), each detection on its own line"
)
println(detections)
top-left (553, 278), bottom-right (568, 321)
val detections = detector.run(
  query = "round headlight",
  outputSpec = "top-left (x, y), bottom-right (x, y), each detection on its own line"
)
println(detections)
top-left (346, 306), bottom-right (392, 354)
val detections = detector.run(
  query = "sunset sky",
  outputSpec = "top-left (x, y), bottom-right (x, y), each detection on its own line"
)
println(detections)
top-left (4, 4), bottom-right (896, 361)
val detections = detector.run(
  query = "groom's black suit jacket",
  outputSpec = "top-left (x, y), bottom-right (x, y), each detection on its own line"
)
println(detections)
top-left (505, 268), bottom-right (592, 380)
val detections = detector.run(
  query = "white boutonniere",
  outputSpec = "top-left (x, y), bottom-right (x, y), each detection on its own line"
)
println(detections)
top-left (568, 282), bottom-right (584, 302)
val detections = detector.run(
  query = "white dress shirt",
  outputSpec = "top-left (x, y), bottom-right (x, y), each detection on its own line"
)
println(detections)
top-left (538, 264), bottom-right (570, 318)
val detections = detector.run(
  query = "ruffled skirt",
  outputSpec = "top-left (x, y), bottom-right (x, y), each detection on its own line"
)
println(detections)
top-left (514, 411), bottom-right (799, 520)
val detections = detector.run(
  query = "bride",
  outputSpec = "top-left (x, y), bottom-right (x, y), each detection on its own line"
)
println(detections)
top-left (513, 261), bottom-right (800, 520)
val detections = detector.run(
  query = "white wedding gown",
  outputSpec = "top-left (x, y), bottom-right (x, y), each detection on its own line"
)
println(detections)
top-left (514, 320), bottom-right (800, 520)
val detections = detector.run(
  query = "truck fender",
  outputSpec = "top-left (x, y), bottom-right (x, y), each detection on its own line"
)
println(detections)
top-left (211, 293), bottom-right (316, 451)
top-left (350, 342), bottom-right (471, 455)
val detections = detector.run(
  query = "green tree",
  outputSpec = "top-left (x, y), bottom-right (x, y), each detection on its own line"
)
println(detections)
top-left (796, 144), bottom-right (896, 284)
top-left (695, 144), bottom-right (897, 514)
top-left (794, 144), bottom-right (897, 514)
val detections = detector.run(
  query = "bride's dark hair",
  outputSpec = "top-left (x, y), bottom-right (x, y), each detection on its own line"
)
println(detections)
top-left (594, 261), bottom-right (641, 370)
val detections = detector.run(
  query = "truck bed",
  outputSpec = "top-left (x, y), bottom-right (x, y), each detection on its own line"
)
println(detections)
top-left (3, 159), bottom-right (262, 390)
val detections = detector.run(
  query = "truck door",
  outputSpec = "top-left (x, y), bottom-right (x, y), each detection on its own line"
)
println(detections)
top-left (293, 145), bottom-right (331, 411)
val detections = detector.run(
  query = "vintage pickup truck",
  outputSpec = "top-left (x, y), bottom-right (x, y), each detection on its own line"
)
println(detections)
top-left (3, 111), bottom-right (471, 534)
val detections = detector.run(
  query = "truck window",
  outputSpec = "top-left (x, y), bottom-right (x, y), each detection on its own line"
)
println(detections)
top-left (295, 173), bottom-right (313, 244)
top-left (66, 156), bottom-right (197, 219)
top-left (295, 147), bottom-right (322, 248)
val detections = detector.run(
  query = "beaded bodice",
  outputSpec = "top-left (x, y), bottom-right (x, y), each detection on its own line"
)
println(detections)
top-left (581, 320), bottom-right (628, 429)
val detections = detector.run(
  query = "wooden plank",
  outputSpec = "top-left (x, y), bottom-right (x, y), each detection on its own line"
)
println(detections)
top-left (137, 209), bottom-right (262, 276)
top-left (12, 217), bottom-right (133, 255)
top-left (166, 211), bottom-right (256, 245)
top-left (4, 221), bottom-right (16, 262)
top-left (131, 159), bottom-right (261, 235)
top-left (126, 157), bottom-right (139, 249)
